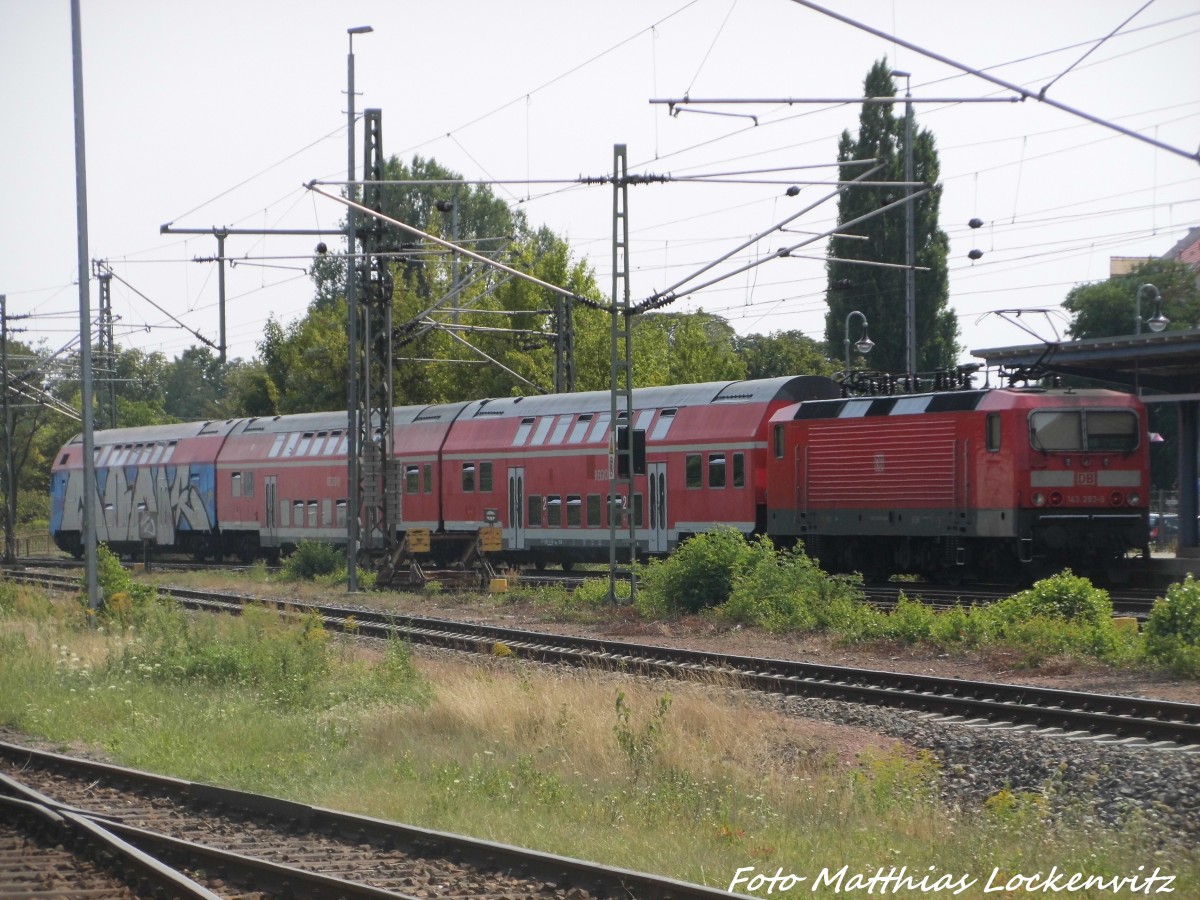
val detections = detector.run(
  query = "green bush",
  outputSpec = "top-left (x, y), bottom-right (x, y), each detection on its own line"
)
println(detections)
top-left (994, 569), bottom-right (1113, 627)
top-left (718, 539), bottom-right (874, 635)
top-left (282, 540), bottom-right (343, 580)
top-left (636, 527), bottom-right (758, 616)
top-left (883, 594), bottom-right (936, 644)
top-left (1142, 575), bottom-right (1200, 676)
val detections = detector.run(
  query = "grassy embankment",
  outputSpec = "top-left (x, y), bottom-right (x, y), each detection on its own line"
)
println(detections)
top-left (1, 547), bottom-right (1197, 897)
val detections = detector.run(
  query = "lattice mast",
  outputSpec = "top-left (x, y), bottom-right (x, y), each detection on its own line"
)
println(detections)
top-left (609, 145), bottom-right (637, 603)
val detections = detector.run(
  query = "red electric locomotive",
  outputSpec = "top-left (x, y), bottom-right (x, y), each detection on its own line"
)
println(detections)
top-left (764, 386), bottom-right (1150, 580)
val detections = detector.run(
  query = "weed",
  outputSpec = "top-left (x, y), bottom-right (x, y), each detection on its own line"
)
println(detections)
top-left (613, 689), bottom-right (671, 781)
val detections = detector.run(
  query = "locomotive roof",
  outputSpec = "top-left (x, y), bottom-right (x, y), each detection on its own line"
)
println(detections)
top-left (458, 375), bottom-right (838, 420)
top-left (773, 386), bottom-right (1139, 422)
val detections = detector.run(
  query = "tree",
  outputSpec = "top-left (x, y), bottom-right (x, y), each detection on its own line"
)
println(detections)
top-left (1064, 258), bottom-right (1200, 340)
top-left (734, 330), bottom-right (839, 380)
top-left (824, 59), bottom-right (957, 377)
top-left (163, 346), bottom-right (227, 421)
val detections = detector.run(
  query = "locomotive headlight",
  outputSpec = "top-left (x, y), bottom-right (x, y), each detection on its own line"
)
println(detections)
top-left (1033, 492), bottom-right (1046, 507)
top-left (1128, 491), bottom-right (1141, 506)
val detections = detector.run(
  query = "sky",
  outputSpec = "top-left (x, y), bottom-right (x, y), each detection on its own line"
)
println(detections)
top-left (1, 0), bottom-right (1197, 383)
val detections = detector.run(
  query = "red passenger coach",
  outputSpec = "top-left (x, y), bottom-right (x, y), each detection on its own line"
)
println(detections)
top-left (440, 376), bottom-right (839, 567)
top-left (765, 387), bottom-right (1150, 580)
top-left (215, 412), bottom-right (350, 562)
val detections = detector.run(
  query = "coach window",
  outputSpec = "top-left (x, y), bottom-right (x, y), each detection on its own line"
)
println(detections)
top-left (423, 464), bottom-right (433, 494)
top-left (297, 432), bottom-right (314, 456)
top-left (479, 461), bottom-right (494, 492)
top-left (604, 494), bottom-right (624, 528)
top-left (586, 494), bottom-right (601, 527)
top-left (244, 471), bottom-right (254, 498)
top-left (462, 463), bottom-right (476, 492)
top-left (322, 499), bottom-right (332, 526)
top-left (773, 425), bottom-right (784, 459)
top-left (986, 414), bottom-right (1001, 452)
top-left (546, 495), bottom-right (562, 527)
top-left (324, 431), bottom-right (341, 456)
top-left (336, 500), bottom-right (347, 527)
top-left (514, 416), bottom-right (536, 446)
top-left (685, 453), bottom-right (703, 489)
top-left (232, 473), bottom-right (242, 498)
top-left (293, 501), bottom-right (305, 525)
top-left (568, 414), bottom-right (592, 444)
top-left (308, 501), bottom-right (318, 527)
top-left (406, 465), bottom-right (420, 494)
top-left (138, 444), bottom-right (154, 464)
top-left (633, 493), bottom-right (644, 527)
top-left (566, 495), bottom-right (582, 527)
top-left (527, 495), bottom-right (543, 527)
top-left (649, 408), bottom-right (677, 441)
top-left (709, 453), bottom-right (727, 489)
top-left (732, 453), bottom-right (745, 488)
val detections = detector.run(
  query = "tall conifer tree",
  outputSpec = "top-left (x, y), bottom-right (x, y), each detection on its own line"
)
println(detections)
top-left (824, 60), bottom-right (958, 376)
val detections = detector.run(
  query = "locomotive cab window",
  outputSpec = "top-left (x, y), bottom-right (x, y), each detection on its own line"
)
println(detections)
top-left (773, 425), bottom-right (784, 459)
top-left (1029, 409), bottom-right (1138, 453)
top-left (986, 414), bottom-right (1001, 452)
top-left (1085, 410), bottom-right (1139, 452)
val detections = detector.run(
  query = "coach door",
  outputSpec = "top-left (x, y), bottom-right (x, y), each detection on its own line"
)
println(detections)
top-left (264, 475), bottom-right (277, 547)
top-left (647, 462), bottom-right (668, 553)
top-left (506, 467), bottom-right (526, 551)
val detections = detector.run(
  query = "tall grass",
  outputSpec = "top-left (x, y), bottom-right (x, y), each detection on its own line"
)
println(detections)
top-left (1, 581), bottom-right (1195, 894)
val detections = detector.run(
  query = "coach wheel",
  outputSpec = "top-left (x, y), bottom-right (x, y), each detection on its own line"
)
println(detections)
top-left (238, 539), bottom-right (257, 564)
top-left (561, 561), bottom-right (574, 572)
top-left (534, 560), bottom-right (547, 571)
top-left (192, 541), bottom-right (207, 563)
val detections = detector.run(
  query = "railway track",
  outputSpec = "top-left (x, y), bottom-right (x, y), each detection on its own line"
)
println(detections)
top-left (12, 569), bottom-right (1200, 749)
top-left (0, 740), bottom-right (736, 899)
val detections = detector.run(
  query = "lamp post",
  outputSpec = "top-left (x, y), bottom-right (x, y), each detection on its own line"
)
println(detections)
top-left (1135, 283), bottom-right (1168, 335)
top-left (844, 310), bottom-right (875, 376)
top-left (345, 24), bottom-right (372, 592)
top-left (890, 68), bottom-right (916, 384)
